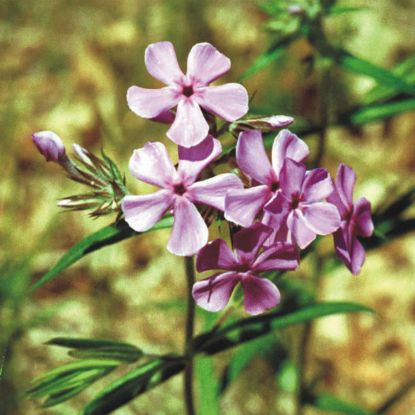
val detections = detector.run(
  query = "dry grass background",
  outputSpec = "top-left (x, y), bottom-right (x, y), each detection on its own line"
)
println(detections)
top-left (0, 0), bottom-right (414, 414)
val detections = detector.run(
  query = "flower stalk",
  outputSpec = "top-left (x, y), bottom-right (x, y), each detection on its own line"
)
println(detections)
top-left (184, 256), bottom-right (196, 415)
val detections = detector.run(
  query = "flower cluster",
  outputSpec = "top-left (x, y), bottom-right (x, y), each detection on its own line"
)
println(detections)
top-left (33, 41), bottom-right (374, 315)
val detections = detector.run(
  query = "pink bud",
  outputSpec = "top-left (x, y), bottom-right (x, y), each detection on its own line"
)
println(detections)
top-left (32, 131), bottom-right (66, 162)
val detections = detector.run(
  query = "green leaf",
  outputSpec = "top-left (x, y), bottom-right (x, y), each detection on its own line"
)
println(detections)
top-left (240, 36), bottom-right (297, 80)
top-left (306, 392), bottom-right (377, 415)
top-left (348, 98), bottom-right (415, 124)
top-left (338, 50), bottom-right (415, 95)
top-left (30, 359), bottom-right (120, 385)
top-left (327, 5), bottom-right (367, 15)
top-left (81, 359), bottom-right (184, 415)
top-left (46, 337), bottom-right (140, 352)
top-left (196, 357), bottom-right (220, 415)
top-left (28, 368), bottom-right (106, 398)
top-left (196, 302), bottom-right (373, 354)
top-left (30, 216), bottom-right (173, 291)
top-left (362, 54), bottom-right (415, 104)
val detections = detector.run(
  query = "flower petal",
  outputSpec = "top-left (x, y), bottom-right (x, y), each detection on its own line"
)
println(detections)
top-left (186, 43), bottom-right (231, 85)
top-left (252, 243), bottom-right (298, 272)
top-left (279, 159), bottom-right (306, 197)
top-left (167, 197), bottom-right (208, 256)
top-left (121, 190), bottom-right (172, 232)
top-left (144, 41), bottom-right (184, 85)
top-left (192, 272), bottom-right (239, 312)
top-left (354, 197), bottom-right (374, 237)
top-left (327, 183), bottom-right (348, 217)
top-left (127, 86), bottom-right (179, 119)
top-left (196, 239), bottom-right (238, 272)
top-left (236, 130), bottom-right (274, 185)
top-left (225, 185), bottom-right (271, 227)
top-left (233, 222), bottom-right (272, 264)
top-left (188, 173), bottom-right (243, 211)
top-left (178, 135), bottom-right (221, 185)
top-left (333, 228), bottom-right (366, 275)
top-left (302, 202), bottom-right (341, 235)
top-left (271, 129), bottom-right (309, 176)
top-left (167, 98), bottom-right (209, 148)
top-left (287, 209), bottom-right (316, 249)
top-left (336, 163), bottom-right (356, 207)
top-left (302, 168), bottom-right (333, 202)
top-left (242, 274), bottom-right (280, 315)
top-left (195, 83), bottom-right (249, 121)
top-left (129, 142), bottom-right (176, 188)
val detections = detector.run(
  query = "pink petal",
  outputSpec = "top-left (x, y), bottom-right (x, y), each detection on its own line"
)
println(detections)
top-left (327, 183), bottom-right (348, 217)
top-left (353, 197), bottom-right (374, 237)
top-left (233, 223), bottom-right (272, 264)
top-left (242, 274), bottom-right (280, 315)
top-left (167, 197), bottom-right (208, 256)
top-left (150, 110), bottom-right (175, 124)
top-left (192, 272), bottom-right (239, 312)
top-left (127, 86), bottom-right (179, 119)
top-left (187, 173), bottom-right (243, 211)
top-left (335, 163), bottom-right (356, 207)
top-left (287, 210), bottom-right (316, 249)
top-left (225, 185), bottom-right (271, 227)
top-left (121, 190), bottom-right (172, 232)
top-left (236, 130), bottom-right (274, 185)
top-left (186, 43), bottom-right (231, 85)
top-left (271, 129), bottom-right (309, 176)
top-left (167, 98), bottom-right (209, 148)
top-left (144, 41), bottom-right (184, 85)
top-left (302, 168), bottom-right (334, 202)
top-left (178, 135), bottom-right (221, 185)
top-left (252, 243), bottom-right (298, 272)
top-left (302, 202), bottom-right (341, 235)
top-left (196, 239), bottom-right (238, 272)
top-left (195, 83), bottom-right (249, 121)
top-left (129, 142), bottom-right (176, 188)
top-left (333, 229), bottom-right (366, 275)
top-left (279, 159), bottom-right (306, 197)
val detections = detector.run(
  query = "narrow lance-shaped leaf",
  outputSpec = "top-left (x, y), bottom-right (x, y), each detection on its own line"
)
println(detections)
top-left (30, 216), bottom-right (173, 291)
top-left (305, 392), bottom-right (378, 415)
top-left (240, 35), bottom-right (298, 80)
top-left (347, 98), bottom-right (415, 125)
top-left (79, 302), bottom-right (373, 414)
top-left (337, 50), bottom-right (415, 95)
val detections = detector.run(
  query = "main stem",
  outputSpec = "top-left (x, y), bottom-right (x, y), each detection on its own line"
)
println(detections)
top-left (184, 256), bottom-right (196, 415)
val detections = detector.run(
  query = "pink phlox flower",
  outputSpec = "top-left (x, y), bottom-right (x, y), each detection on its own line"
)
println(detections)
top-left (192, 223), bottom-right (299, 315)
top-left (127, 41), bottom-right (249, 148)
top-left (265, 159), bottom-right (341, 249)
top-left (225, 129), bottom-right (309, 227)
top-left (32, 131), bottom-right (66, 162)
top-left (121, 136), bottom-right (243, 256)
top-left (327, 163), bottom-right (374, 275)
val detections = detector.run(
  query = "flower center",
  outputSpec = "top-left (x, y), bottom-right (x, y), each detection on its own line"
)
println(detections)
top-left (270, 181), bottom-right (279, 192)
top-left (182, 85), bottom-right (194, 98)
top-left (174, 183), bottom-right (187, 196)
top-left (291, 193), bottom-right (302, 209)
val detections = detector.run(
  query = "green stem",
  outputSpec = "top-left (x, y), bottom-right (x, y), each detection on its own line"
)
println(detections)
top-left (184, 256), bottom-right (196, 415)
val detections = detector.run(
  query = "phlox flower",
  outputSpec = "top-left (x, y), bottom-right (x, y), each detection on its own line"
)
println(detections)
top-left (265, 159), bottom-right (341, 249)
top-left (225, 129), bottom-right (309, 227)
top-left (192, 223), bottom-right (298, 315)
top-left (32, 131), bottom-right (66, 162)
top-left (127, 41), bottom-right (249, 148)
top-left (121, 136), bottom-right (242, 256)
top-left (327, 164), bottom-right (374, 274)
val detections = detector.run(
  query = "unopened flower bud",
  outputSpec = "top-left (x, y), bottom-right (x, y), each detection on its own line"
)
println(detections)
top-left (32, 131), bottom-right (66, 162)
top-left (233, 115), bottom-right (294, 133)
top-left (72, 144), bottom-right (94, 167)
top-left (287, 4), bottom-right (304, 16)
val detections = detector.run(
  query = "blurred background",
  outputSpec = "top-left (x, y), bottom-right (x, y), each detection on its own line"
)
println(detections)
top-left (0, 0), bottom-right (414, 414)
